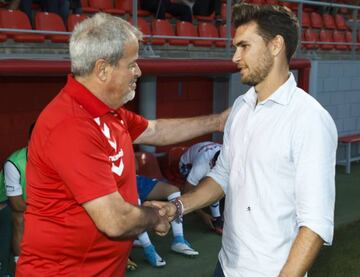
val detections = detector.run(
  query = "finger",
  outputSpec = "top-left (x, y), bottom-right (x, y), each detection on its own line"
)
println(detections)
top-left (142, 201), bottom-right (153, 207)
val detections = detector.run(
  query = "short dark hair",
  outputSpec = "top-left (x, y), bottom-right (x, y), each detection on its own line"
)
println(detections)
top-left (232, 3), bottom-right (299, 63)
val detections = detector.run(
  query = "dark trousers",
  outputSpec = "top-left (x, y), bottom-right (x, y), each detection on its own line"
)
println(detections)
top-left (20, 0), bottom-right (68, 26)
top-left (140, 0), bottom-right (192, 22)
top-left (193, 0), bottom-right (221, 16)
top-left (213, 260), bottom-right (225, 277)
top-left (0, 204), bottom-right (12, 276)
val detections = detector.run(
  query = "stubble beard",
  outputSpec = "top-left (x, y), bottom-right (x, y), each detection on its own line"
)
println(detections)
top-left (241, 50), bottom-right (274, 87)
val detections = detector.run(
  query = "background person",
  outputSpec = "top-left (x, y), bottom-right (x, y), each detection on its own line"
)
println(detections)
top-left (179, 141), bottom-right (223, 234)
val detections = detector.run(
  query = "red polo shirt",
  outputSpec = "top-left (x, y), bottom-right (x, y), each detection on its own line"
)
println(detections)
top-left (17, 75), bottom-right (148, 277)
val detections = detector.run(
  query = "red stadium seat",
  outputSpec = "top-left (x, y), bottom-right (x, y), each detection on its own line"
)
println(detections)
top-left (302, 12), bottom-right (311, 29)
top-left (176, 21), bottom-right (198, 45)
top-left (0, 9), bottom-right (45, 42)
top-left (67, 14), bottom-right (88, 32)
top-left (152, 19), bottom-right (186, 46)
top-left (197, 22), bottom-right (219, 47)
top-left (129, 17), bottom-right (151, 43)
top-left (0, 33), bottom-right (7, 42)
top-left (88, 0), bottom-right (125, 15)
top-left (195, 12), bottom-right (215, 22)
top-left (115, 0), bottom-right (152, 17)
top-left (220, 3), bottom-right (227, 21)
top-left (345, 31), bottom-right (360, 50)
top-left (35, 12), bottom-right (68, 43)
top-left (310, 12), bottom-right (323, 29)
top-left (345, 31), bottom-right (352, 49)
top-left (335, 14), bottom-right (348, 31)
top-left (302, 28), bottom-right (319, 49)
top-left (319, 30), bottom-right (334, 50)
top-left (322, 14), bottom-right (336, 29)
top-left (333, 30), bottom-right (349, 50)
top-left (266, 0), bottom-right (279, 4)
top-left (80, 0), bottom-right (99, 13)
top-left (216, 24), bottom-right (234, 47)
top-left (281, 2), bottom-right (298, 12)
top-left (135, 152), bottom-right (165, 180)
top-left (167, 146), bottom-right (188, 179)
top-left (247, 0), bottom-right (266, 4)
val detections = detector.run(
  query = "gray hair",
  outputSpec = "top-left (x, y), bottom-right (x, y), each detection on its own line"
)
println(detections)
top-left (69, 13), bottom-right (143, 77)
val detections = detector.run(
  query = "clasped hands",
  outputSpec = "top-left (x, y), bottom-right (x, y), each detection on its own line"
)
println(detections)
top-left (143, 200), bottom-right (177, 236)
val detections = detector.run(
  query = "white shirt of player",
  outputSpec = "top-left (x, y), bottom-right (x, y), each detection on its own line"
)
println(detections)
top-left (180, 141), bottom-right (222, 186)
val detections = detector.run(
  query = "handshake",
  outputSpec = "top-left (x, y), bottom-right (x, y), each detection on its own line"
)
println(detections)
top-left (143, 198), bottom-right (183, 236)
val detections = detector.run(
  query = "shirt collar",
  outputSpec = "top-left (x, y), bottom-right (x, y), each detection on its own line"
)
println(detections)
top-left (63, 74), bottom-right (113, 118)
top-left (242, 73), bottom-right (297, 107)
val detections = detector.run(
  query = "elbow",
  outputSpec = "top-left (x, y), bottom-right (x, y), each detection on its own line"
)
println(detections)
top-left (98, 218), bottom-right (130, 238)
top-left (100, 224), bottom-right (126, 238)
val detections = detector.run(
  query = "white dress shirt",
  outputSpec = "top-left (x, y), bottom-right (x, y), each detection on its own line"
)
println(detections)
top-left (208, 73), bottom-right (337, 277)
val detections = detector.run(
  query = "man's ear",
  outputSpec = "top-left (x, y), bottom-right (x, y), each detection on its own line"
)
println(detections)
top-left (270, 35), bottom-right (285, 57)
top-left (93, 59), bottom-right (110, 82)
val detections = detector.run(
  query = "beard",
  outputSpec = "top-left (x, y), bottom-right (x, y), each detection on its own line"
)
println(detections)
top-left (122, 89), bottom-right (136, 105)
top-left (240, 49), bottom-right (274, 86)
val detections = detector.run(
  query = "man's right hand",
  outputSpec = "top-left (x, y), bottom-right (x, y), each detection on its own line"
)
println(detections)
top-left (153, 211), bottom-right (171, 236)
top-left (144, 200), bottom-right (177, 222)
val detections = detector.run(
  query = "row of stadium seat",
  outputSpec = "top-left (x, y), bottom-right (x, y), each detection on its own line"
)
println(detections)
top-left (302, 29), bottom-right (360, 50)
top-left (0, 8), bottom-right (359, 51)
top-left (302, 12), bottom-right (350, 30)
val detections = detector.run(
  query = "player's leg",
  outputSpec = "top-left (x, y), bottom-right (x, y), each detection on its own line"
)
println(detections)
top-left (147, 182), bottom-right (199, 256)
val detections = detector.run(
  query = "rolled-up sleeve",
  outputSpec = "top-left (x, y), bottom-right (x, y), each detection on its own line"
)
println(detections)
top-left (293, 107), bottom-right (338, 245)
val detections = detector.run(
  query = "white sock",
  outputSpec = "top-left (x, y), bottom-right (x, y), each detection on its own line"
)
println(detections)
top-left (210, 201), bottom-right (221, 218)
top-left (167, 191), bottom-right (183, 237)
top-left (138, 231), bottom-right (152, 248)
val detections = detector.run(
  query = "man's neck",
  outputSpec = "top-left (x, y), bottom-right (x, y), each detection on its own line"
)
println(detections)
top-left (255, 66), bottom-right (289, 103)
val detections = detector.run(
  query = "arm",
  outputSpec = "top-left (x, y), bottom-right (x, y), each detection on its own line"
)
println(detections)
top-left (279, 226), bottom-right (323, 277)
top-left (8, 195), bottom-right (26, 212)
top-left (11, 211), bottom-right (24, 256)
top-left (146, 177), bottom-right (224, 221)
top-left (134, 109), bottom-right (229, 146)
top-left (184, 181), bottom-right (215, 229)
top-left (181, 177), bottom-right (224, 215)
top-left (82, 191), bottom-right (170, 239)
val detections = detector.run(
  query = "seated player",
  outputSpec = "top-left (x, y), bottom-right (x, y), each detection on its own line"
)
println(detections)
top-left (135, 174), bottom-right (199, 267)
top-left (179, 141), bottom-right (224, 234)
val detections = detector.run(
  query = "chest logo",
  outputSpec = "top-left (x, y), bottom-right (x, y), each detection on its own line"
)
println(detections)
top-left (94, 117), bottom-right (124, 176)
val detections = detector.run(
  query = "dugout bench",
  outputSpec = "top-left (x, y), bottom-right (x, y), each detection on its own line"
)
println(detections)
top-left (337, 134), bottom-right (360, 174)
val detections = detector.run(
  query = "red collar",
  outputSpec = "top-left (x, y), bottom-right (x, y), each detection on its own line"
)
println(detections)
top-left (63, 74), bottom-right (122, 118)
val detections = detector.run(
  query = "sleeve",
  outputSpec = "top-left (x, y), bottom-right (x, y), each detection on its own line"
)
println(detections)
top-left (4, 161), bottom-right (23, 197)
top-left (207, 99), bottom-right (242, 193)
top-left (45, 119), bottom-right (118, 204)
top-left (186, 156), bottom-right (210, 186)
top-left (120, 108), bottom-right (148, 141)
top-left (293, 107), bottom-right (338, 245)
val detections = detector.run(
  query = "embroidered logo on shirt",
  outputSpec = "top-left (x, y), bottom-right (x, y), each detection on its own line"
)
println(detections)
top-left (94, 117), bottom-right (124, 176)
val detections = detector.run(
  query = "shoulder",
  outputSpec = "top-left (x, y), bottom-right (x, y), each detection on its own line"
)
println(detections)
top-left (292, 88), bottom-right (335, 125)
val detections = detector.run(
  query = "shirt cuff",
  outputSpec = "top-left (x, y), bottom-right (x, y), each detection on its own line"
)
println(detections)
top-left (298, 220), bottom-right (334, 245)
top-left (207, 172), bottom-right (228, 194)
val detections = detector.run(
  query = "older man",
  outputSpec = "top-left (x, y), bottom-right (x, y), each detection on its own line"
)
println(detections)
top-left (149, 4), bottom-right (337, 277)
top-left (16, 13), bottom-right (227, 277)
